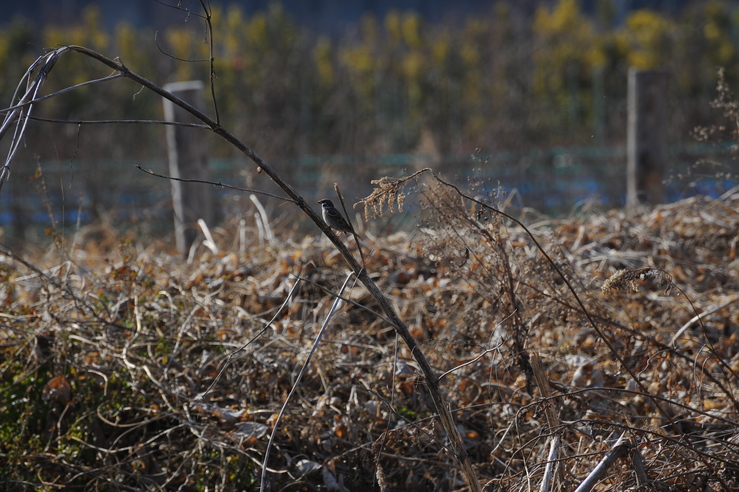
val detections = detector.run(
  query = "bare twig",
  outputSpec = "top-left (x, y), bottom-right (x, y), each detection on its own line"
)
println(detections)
top-left (260, 273), bottom-right (354, 491)
top-left (136, 164), bottom-right (297, 203)
top-left (198, 0), bottom-right (220, 124)
top-left (28, 115), bottom-right (210, 127)
top-left (0, 52), bottom-right (58, 192)
top-left (198, 277), bottom-right (302, 399)
top-left (670, 294), bottom-right (739, 345)
top-left (333, 183), bottom-right (366, 267)
top-left (438, 346), bottom-right (499, 381)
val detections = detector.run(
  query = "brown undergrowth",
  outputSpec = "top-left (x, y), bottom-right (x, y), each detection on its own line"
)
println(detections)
top-left (0, 185), bottom-right (737, 491)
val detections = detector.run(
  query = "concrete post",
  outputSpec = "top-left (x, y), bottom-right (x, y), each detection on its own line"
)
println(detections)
top-left (627, 68), bottom-right (666, 207)
top-left (162, 81), bottom-right (214, 256)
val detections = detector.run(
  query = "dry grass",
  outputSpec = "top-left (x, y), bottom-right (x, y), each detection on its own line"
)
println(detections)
top-left (0, 185), bottom-right (737, 491)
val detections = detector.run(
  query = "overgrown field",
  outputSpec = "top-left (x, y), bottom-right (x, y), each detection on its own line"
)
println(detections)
top-left (0, 186), bottom-right (737, 491)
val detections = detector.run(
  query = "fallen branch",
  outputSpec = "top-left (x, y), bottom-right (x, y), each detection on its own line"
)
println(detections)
top-left (574, 433), bottom-right (629, 492)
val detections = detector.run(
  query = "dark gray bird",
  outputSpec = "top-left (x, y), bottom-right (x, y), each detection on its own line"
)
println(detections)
top-left (318, 198), bottom-right (362, 238)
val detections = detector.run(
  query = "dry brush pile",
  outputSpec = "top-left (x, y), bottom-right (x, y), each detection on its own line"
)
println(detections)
top-left (0, 180), bottom-right (738, 491)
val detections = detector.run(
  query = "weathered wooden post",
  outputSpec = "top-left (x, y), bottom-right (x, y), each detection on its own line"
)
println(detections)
top-left (627, 68), bottom-right (666, 208)
top-left (162, 81), bottom-right (215, 257)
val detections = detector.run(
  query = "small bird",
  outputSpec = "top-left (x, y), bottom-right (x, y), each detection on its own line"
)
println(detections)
top-left (318, 198), bottom-right (362, 238)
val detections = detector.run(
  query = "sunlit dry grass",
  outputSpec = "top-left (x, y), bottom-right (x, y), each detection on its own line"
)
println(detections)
top-left (0, 186), bottom-right (737, 491)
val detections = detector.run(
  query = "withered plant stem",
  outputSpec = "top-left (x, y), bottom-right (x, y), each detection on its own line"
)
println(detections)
top-left (420, 168), bottom-right (684, 435)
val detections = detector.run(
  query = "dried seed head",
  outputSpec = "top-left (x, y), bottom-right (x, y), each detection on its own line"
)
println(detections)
top-left (601, 267), bottom-right (674, 295)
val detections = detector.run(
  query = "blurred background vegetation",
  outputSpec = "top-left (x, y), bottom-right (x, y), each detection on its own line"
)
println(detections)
top-left (0, 0), bottom-right (737, 246)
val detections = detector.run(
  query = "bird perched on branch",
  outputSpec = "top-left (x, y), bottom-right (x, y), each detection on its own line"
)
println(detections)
top-left (318, 198), bottom-right (362, 239)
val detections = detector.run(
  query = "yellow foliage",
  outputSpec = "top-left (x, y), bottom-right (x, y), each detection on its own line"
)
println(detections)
top-left (82, 5), bottom-right (109, 52)
top-left (534, 0), bottom-right (586, 36)
top-left (716, 41), bottom-right (735, 65)
top-left (532, 0), bottom-right (596, 100)
top-left (626, 10), bottom-right (669, 45)
top-left (43, 4), bottom-right (110, 53)
top-left (342, 45), bottom-right (375, 74)
top-left (431, 35), bottom-right (450, 65)
top-left (340, 44), bottom-right (376, 98)
top-left (702, 1), bottom-right (736, 66)
top-left (464, 18), bottom-right (487, 38)
top-left (460, 42), bottom-right (479, 68)
top-left (221, 5), bottom-right (245, 57)
top-left (165, 27), bottom-right (207, 81)
top-left (226, 4), bottom-right (245, 34)
top-left (385, 10), bottom-right (402, 45)
top-left (403, 51), bottom-right (425, 80)
top-left (246, 12), bottom-right (268, 51)
top-left (314, 35), bottom-right (334, 85)
top-left (401, 13), bottom-right (422, 49)
top-left (624, 10), bottom-right (673, 69)
top-left (589, 31), bottom-right (629, 69)
top-left (704, 22), bottom-right (721, 41)
top-left (0, 0), bottom-right (734, 155)
top-left (116, 23), bottom-right (137, 60)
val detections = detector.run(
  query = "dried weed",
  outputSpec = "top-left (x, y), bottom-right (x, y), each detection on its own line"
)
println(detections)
top-left (0, 188), bottom-right (738, 491)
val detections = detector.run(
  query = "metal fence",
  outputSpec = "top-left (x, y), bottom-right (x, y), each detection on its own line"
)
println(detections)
top-left (0, 143), bottom-right (735, 244)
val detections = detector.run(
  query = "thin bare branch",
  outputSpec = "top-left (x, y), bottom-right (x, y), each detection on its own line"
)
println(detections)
top-left (198, 277), bottom-right (302, 400)
top-left (260, 273), bottom-right (355, 491)
top-left (135, 164), bottom-right (297, 203)
top-left (28, 115), bottom-right (210, 128)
